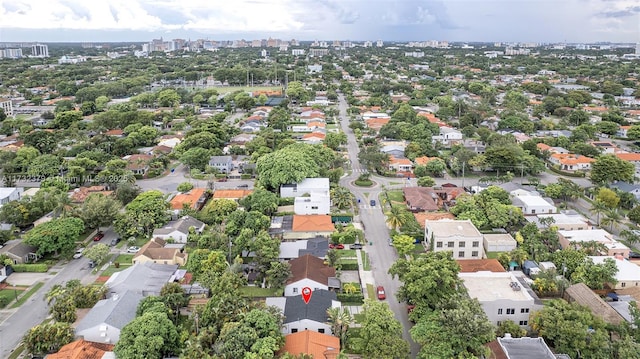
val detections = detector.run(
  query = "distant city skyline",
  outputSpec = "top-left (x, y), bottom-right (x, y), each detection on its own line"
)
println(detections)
top-left (0, 0), bottom-right (639, 43)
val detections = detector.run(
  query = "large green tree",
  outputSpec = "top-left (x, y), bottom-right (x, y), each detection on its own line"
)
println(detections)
top-left (115, 311), bottom-right (181, 359)
top-left (80, 193), bottom-right (122, 231)
top-left (590, 154), bottom-right (634, 184)
top-left (256, 145), bottom-right (321, 191)
top-left (353, 300), bottom-right (410, 359)
top-left (23, 322), bottom-right (74, 356)
top-left (114, 190), bottom-right (169, 238)
top-left (530, 299), bottom-right (611, 358)
top-left (24, 217), bottom-right (85, 256)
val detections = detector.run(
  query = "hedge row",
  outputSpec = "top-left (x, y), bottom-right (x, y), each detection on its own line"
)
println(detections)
top-left (548, 165), bottom-right (587, 178)
top-left (337, 293), bottom-right (364, 304)
top-left (11, 264), bottom-right (49, 273)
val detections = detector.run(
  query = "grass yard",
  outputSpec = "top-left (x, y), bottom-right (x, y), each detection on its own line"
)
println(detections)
top-left (0, 289), bottom-right (19, 308)
top-left (413, 243), bottom-right (425, 256)
top-left (339, 249), bottom-right (357, 258)
top-left (240, 287), bottom-right (282, 297)
top-left (114, 254), bottom-right (134, 264)
top-left (359, 251), bottom-right (371, 271)
top-left (353, 313), bottom-right (366, 323)
top-left (11, 282), bottom-right (44, 308)
top-left (366, 284), bottom-right (375, 299)
top-left (386, 190), bottom-right (405, 203)
top-left (101, 265), bottom-right (131, 277)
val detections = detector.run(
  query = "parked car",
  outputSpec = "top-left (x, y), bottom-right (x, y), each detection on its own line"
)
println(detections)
top-left (93, 231), bottom-right (104, 242)
top-left (629, 251), bottom-right (640, 259)
top-left (377, 286), bottom-right (386, 300)
top-left (329, 243), bottom-right (345, 250)
top-left (388, 238), bottom-right (394, 246)
top-left (218, 178), bottom-right (228, 182)
top-left (88, 260), bottom-right (96, 268)
top-left (73, 249), bottom-right (83, 259)
top-left (350, 243), bottom-right (363, 250)
top-left (110, 238), bottom-right (120, 246)
top-left (238, 184), bottom-right (249, 188)
top-left (127, 246), bottom-right (140, 253)
top-left (370, 199), bottom-right (376, 206)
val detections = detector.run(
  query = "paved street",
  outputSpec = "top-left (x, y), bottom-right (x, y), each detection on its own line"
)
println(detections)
top-left (137, 163), bottom-right (254, 193)
top-left (337, 94), bottom-right (420, 357)
top-left (0, 255), bottom-right (99, 358)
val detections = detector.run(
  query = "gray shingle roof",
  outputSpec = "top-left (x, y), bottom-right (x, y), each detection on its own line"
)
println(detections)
top-left (105, 262), bottom-right (178, 297)
top-left (283, 289), bottom-right (337, 324)
top-left (75, 290), bottom-right (143, 332)
top-left (153, 215), bottom-right (205, 236)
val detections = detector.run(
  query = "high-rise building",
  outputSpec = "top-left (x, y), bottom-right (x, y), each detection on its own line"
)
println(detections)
top-left (636, 43), bottom-right (640, 55)
top-left (376, 40), bottom-right (384, 47)
top-left (31, 44), bottom-right (49, 58)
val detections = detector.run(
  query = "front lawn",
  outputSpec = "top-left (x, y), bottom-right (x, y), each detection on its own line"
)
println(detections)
top-left (11, 282), bottom-right (44, 308)
top-left (386, 190), bottom-right (405, 203)
top-left (101, 265), bottom-right (131, 277)
top-left (114, 254), bottom-right (134, 264)
top-left (0, 289), bottom-right (19, 308)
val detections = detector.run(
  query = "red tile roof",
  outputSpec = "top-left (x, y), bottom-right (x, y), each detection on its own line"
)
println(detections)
top-left (280, 330), bottom-right (340, 359)
top-left (292, 215), bottom-right (335, 232)
top-left (46, 339), bottom-right (114, 359)
top-left (170, 188), bottom-right (207, 210)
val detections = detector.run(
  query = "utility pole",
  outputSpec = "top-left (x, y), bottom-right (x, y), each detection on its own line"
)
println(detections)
top-left (462, 162), bottom-right (466, 189)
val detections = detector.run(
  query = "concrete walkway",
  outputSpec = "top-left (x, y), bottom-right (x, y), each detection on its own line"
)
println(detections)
top-left (355, 246), bottom-right (376, 300)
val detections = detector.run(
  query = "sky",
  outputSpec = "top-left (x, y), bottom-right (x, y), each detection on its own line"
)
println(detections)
top-left (0, 0), bottom-right (639, 43)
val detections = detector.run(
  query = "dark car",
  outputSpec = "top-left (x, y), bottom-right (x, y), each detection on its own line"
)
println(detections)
top-left (238, 184), bottom-right (249, 188)
top-left (110, 238), bottom-right (120, 246)
top-left (370, 199), bottom-right (376, 206)
top-left (629, 251), bottom-right (640, 259)
top-left (93, 231), bottom-right (104, 242)
top-left (351, 243), bottom-right (363, 250)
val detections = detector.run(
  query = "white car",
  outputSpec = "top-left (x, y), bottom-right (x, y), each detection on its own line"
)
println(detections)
top-left (73, 249), bottom-right (83, 259)
top-left (127, 246), bottom-right (140, 253)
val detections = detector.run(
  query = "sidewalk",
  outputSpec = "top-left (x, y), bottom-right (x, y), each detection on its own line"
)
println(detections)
top-left (355, 246), bottom-right (375, 299)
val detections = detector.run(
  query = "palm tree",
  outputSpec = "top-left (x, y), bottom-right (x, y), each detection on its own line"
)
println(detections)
top-left (601, 210), bottom-right (623, 232)
top-left (591, 200), bottom-right (608, 227)
top-left (385, 205), bottom-right (411, 230)
top-left (577, 240), bottom-right (608, 256)
top-left (331, 186), bottom-right (354, 210)
top-left (326, 307), bottom-right (353, 347)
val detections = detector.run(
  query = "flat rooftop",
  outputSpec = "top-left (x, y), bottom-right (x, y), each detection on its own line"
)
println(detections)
top-left (497, 336), bottom-right (556, 359)
top-left (483, 233), bottom-right (517, 245)
top-left (425, 219), bottom-right (481, 237)
top-left (460, 272), bottom-right (534, 302)
top-left (558, 229), bottom-right (613, 242)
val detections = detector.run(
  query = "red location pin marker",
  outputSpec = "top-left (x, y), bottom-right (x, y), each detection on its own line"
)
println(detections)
top-left (302, 287), bottom-right (312, 304)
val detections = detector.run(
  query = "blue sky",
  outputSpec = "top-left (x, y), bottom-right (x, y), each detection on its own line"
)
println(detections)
top-left (0, 0), bottom-right (639, 43)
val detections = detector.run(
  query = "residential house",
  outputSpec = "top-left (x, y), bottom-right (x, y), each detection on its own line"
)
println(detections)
top-left (432, 127), bottom-right (463, 147)
top-left (133, 237), bottom-right (188, 266)
top-left (280, 330), bottom-right (340, 359)
top-left (281, 178), bottom-right (330, 198)
top-left (462, 139), bottom-right (486, 155)
top-left (266, 289), bottom-right (341, 334)
top-left (69, 186), bottom-right (113, 204)
top-left (104, 262), bottom-right (180, 297)
top-left (0, 187), bottom-right (22, 206)
top-left (0, 264), bottom-right (10, 283)
top-left (483, 233), bottom-right (518, 253)
top-left (157, 136), bottom-right (182, 148)
top-left (364, 117), bottom-right (390, 131)
top-left (548, 153), bottom-right (594, 171)
top-left (460, 271), bottom-right (542, 328)
top-left (104, 129), bottom-right (125, 138)
top-left (301, 132), bottom-right (326, 144)
top-left (617, 125), bottom-right (632, 138)
top-left (591, 141), bottom-right (618, 154)
top-left (525, 212), bottom-right (589, 231)
top-left (380, 145), bottom-right (406, 158)
top-left (124, 154), bottom-right (154, 176)
top-left (229, 133), bottom-right (257, 146)
top-left (615, 152), bottom-right (640, 177)
top-left (208, 155), bottom-right (233, 174)
top-left (0, 241), bottom-right (39, 264)
top-left (46, 339), bottom-right (114, 359)
top-left (510, 189), bottom-right (556, 215)
top-left (557, 229), bottom-right (629, 258)
top-left (212, 189), bottom-right (253, 201)
top-left (388, 155), bottom-right (413, 173)
top-left (610, 181), bottom-right (640, 200)
top-left (279, 237), bottom-right (330, 260)
top-left (563, 283), bottom-right (625, 325)
top-left (152, 215), bottom-right (205, 243)
top-left (285, 254), bottom-right (340, 296)
top-left (294, 192), bottom-right (331, 215)
top-left (169, 188), bottom-right (209, 212)
top-left (287, 215), bottom-right (335, 240)
top-left (488, 336), bottom-right (561, 359)
top-left (75, 290), bottom-right (144, 344)
top-left (403, 186), bottom-right (463, 212)
top-left (456, 259), bottom-right (506, 273)
top-left (424, 219), bottom-right (484, 259)
top-left (414, 156), bottom-right (441, 166)
top-left (589, 256), bottom-right (640, 289)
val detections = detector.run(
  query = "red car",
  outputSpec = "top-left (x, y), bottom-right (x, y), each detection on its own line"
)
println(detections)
top-left (329, 243), bottom-right (345, 250)
top-left (377, 286), bottom-right (386, 300)
top-left (93, 232), bottom-right (104, 242)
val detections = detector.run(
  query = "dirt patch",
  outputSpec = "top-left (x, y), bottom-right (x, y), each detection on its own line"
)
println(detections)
top-left (95, 276), bottom-right (110, 283)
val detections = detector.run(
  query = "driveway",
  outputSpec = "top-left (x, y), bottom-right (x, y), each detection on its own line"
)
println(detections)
top-left (5, 272), bottom-right (51, 286)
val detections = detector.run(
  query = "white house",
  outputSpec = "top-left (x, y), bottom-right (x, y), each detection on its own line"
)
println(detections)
top-left (525, 212), bottom-right (589, 231)
top-left (152, 215), bottom-right (205, 244)
top-left (483, 233), bottom-right (518, 253)
top-left (558, 229), bottom-right (630, 258)
top-left (589, 256), bottom-right (640, 289)
top-left (266, 290), bottom-right (340, 335)
top-left (510, 189), bottom-right (556, 215)
top-left (75, 290), bottom-right (143, 344)
top-left (432, 127), bottom-right (463, 147)
top-left (284, 254), bottom-right (340, 297)
top-left (294, 192), bottom-right (331, 215)
top-left (281, 178), bottom-right (330, 198)
top-left (208, 155), bottom-right (233, 173)
top-left (424, 219), bottom-right (485, 260)
top-left (0, 187), bottom-right (23, 207)
top-left (460, 271), bottom-right (541, 328)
